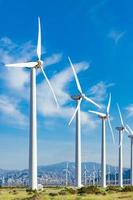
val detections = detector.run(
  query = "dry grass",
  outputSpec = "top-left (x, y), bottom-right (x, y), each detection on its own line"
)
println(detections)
top-left (0, 187), bottom-right (133, 200)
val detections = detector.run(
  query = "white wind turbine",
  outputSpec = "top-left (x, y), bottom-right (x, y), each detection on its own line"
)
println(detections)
top-left (116, 104), bottom-right (129, 187)
top-left (63, 162), bottom-right (71, 186)
top-left (89, 94), bottom-right (115, 188)
top-left (107, 166), bottom-right (111, 185)
top-left (126, 125), bottom-right (133, 186)
top-left (68, 57), bottom-right (101, 188)
top-left (92, 165), bottom-right (96, 185)
top-left (114, 167), bottom-right (118, 185)
top-left (83, 164), bottom-right (89, 185)
top-left (5, 17), bottom-right (58, 190)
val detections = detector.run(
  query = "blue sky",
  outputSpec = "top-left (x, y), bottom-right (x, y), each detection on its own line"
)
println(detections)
top-left (0, 0), bottom-right (133, 169)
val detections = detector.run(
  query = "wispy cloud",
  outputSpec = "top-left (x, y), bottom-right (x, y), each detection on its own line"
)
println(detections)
top-left (88, 0), bottom-right (108, 15)
top-left (44, 53), bottom-right (62, 67)
top-left (108, 30), bottom-right (126, 44)
top-left (89, 81), bottom-right (115, 108)
top-left (0, 37), bottom-right (36, 93)
top-left (0, 95), bottom-right (27, 126)
top-left (125, 104), bottom-right (133, 118)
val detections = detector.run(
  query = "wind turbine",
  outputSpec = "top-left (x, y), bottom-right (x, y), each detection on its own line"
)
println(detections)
top-left (98, 169), bottom-right (101, 186)
top-left (92, 165), bottom-right (96, 186)
top-left (63, 162), bottom-right (71, 186)
top-left (114, 167), bottom-right (118, 185)
top-left (116, 104), bottom-right (129, 187)
top-left (83, 164), bottom-right (89, 185)
top-left (107, 166), bottom-right (111, 185)
top-left (5, 17), bottom-right (58, 190)
top-left (89, 94), bottom-right (115, 188)
top-left (126, 125), bottom-right (133, 186)
top-left (68, 57), bottom-right (101, 188)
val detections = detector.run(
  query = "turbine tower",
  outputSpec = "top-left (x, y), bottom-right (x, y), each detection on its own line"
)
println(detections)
top-left (89, 94), bottom-right (115, 188)
top-left (5, 17), bottom-right (58, 190)
top-left (68, 57), bottom-right (101, 188)
top-left (126, 125), bottom-right (133, 186)
top-left (116, 104), bottom-right (128, 187)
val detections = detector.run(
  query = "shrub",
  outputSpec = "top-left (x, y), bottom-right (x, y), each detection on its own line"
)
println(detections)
top-left (58, 189), bottom-right (68, 195)
top-left (49, 192), bottom-right (58, 196)
top-left (26, 188), bottom-right (34, 194)
top-left (77, 187), bottom-right (86, 194)
top-left (122, 186), bottom-right (133, 192)
top-left (32, 193), bottom-right (40, 200)
top-left (106, 186), bottom-right (123, 192)
top-left (18, 196), bottom-right (40, 200)
top-left (65, 187), bottom-right (77, 194)
top-left (12, 189), bottom-right (18, 195)
top-left (8, 189), bottom-right (18, 195)
top-left (78, 186), bottom-right (106, 195)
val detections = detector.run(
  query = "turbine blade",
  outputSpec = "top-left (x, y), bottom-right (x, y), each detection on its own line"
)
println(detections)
top-left (40, 66), bottom-right (59, 107)
top-left (107, 93), bottom-right (111, 114)
top-left (89, 110), bottom-right (106, 118)
top-left (84, 95), bottom-right (101, 109)
top-left (68, 56), bottom-right (82, 93)
top-left (124, 126), bottom-right (130, 134)
top-left (108, 118), bottom-right (115, 144)
top-left (117, 103), bottom-right (124, 127)
top-left (5, 62), bottom-right (37, 68)
top-left (37, 16), bottom-right (41, 60)
top-left (126, 124), bottom-right (133, 135)
top-left (68, 98), bottom-right (82, 126)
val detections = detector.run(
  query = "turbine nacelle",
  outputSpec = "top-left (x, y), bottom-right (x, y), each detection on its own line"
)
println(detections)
top-left (126, 124), bottom-right (133, 138)
top-left (116, 126), bottom-right (125, 131)
top-left (128, 134), bottom-right (133, 138)
top-left (71, 93), bottom-right (86, 101)
top-left (71, 94), bottom-right (82, 101)
top-left (98, 114), bottom-right (109, 120)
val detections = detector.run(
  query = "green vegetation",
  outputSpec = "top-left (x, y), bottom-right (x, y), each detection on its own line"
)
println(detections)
top-left (0, 186), bottom-right (133, 199)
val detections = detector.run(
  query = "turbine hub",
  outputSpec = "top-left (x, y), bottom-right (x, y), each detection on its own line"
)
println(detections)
top-left (81, 93), bottom-right (85, 98)
top-left (36, 60), bottom-right (43, 68)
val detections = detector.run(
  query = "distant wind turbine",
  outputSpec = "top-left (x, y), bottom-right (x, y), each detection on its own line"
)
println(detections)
top-left (116, 104), bottom-right (129, 187)
top-left (83, 164), bottom-right (89, 185)
top-left (63, 162), bottom-right (71, 186)
top-left (114, 167), bottom-right (118, 185)
top-left (89, 94), bottom-right (115, 188)
top-left (5, 17), bottom-right (58, 190)
top-left (92, 165), bottom-right (96, 186)
top-left (126, 124), bottom-right (133, 186)
top-left (68, 57), bottom-right (101, 188)
top-left (107, 166), bottom-right (111, 185)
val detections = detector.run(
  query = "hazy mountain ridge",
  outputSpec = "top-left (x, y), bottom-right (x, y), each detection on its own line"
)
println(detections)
top-left (0, 162), bottom-right (129, 177)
